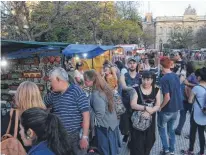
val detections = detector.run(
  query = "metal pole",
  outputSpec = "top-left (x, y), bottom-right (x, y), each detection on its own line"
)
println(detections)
top-left (92, 58), bottom-right (94, 69)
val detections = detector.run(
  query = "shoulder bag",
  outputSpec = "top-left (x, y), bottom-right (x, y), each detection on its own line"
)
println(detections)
top-left (131, 86), bottom-right (152, 131)
top-left (194, 85), bottom-right (206, 115)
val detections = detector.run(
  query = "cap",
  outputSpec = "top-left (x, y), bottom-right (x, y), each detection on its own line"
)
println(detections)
top-left (128, 57), bottom-right (137, 63)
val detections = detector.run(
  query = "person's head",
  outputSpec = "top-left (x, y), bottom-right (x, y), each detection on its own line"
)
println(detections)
top-left (174, 52), bottom-right (182, 60)
top-left (115, 61), bottom-right (125, 71)
top-left (170, 60), bottom-right (175, 71)
top-left (49, 67), bottom-right (69, 92)
top-left (76, 62), bottom-right (84, 71)
top-left (127, 57), bottom-right (137, 72)
top-left (195, 67), bottom-right (206, 82)
top-left (20, 107), bottom-right (71, 155)
top-left (149, 59), bottom-right (155, 67)
top-left (186, 61), bottom-right (195, 76)
top-left (144, 58), bottom-right (149, 64)
top-left (127, 51), bottom-right (132, 56)
top-left (141, 71), bottom-right (156, 88)
top-left (160, 56), bottom-right (172, 73)
top-left (84, 70), bottom-right (114, 112)
top-left (103, 65), bottom-right (112, 76)
top-left (181, 51), bottom-right (186, 57)
top-left (103, 60), bottom-right (112, 67)
top-left (15, 81), bottom-right (46, 112)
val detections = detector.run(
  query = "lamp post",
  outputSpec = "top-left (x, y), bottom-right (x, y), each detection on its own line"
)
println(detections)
top-left (159, 39), bottom-right (163, 52)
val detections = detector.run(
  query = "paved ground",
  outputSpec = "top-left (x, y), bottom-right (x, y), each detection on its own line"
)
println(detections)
top-left (119, 112), bottom-right (205, 155)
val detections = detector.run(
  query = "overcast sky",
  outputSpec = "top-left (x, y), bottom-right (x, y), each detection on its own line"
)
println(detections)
top-left (139, 1), bottom-right (206, 18)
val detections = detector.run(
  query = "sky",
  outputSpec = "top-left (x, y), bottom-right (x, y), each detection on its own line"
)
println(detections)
top-left (139, 1), bottom-right (206, 18)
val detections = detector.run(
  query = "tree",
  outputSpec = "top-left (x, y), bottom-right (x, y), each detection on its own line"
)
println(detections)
top-left (99, 1), bottom-right (142, 44)
top-left (1, 1), bottom-right (69, 41)
top-left (1, 1), bottom-right (143, 44)
top-left (195, 26), bottom-right (206, 48)
top-left (115, 1), bottom-right (142, 27)
top-left (140, 25), bottom-right (155, 49)
top-left (167, 28), bottom-right (194, 49)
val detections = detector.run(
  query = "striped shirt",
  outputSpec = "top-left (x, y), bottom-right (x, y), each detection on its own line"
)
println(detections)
top-left (44, 84), bottom-right (89, 134)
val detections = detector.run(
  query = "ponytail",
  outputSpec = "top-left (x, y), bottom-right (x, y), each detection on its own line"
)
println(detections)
top-left (21, 108), bottom-right (71, 155)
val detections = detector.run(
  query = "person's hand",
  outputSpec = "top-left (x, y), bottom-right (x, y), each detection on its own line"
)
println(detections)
top-left (142, 111), bottom-right (151, 118)
top-left (146, 107), bottom-right (154, 114)
top-left (79, 138), bottom-right (88, 150)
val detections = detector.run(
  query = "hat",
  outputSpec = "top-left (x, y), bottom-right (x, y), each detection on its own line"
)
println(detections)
top-left (128, 57), bottom-right (137, 63)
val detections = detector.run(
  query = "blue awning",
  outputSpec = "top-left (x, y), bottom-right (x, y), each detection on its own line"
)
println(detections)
top-left (62, 44), bottom-right (115, 59)
top-left (5, 46), bottom-right (62, 59)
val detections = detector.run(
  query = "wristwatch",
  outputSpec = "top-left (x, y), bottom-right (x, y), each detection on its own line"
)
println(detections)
top-left (144, 106), bottom-right (146, 111)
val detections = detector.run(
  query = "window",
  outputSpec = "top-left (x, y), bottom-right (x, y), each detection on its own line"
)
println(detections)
top-left (159, 27), bottom-right (163, 34)
top-left (168, 27), bottom-right (172, 34)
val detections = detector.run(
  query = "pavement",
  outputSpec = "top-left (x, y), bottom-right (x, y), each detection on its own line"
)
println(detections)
top-left (119, 112), bottom-right (206, 155)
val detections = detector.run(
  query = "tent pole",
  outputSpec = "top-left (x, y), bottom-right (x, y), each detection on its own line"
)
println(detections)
top-left (109, 50), bottom-right (111, 61)
top-left (92, 58), bottom-right (94, 69)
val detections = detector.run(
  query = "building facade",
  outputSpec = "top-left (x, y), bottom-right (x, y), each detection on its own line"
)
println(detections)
top-left (143, 5), bottom-right (206, 50)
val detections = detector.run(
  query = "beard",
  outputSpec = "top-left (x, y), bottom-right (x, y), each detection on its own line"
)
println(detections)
top-left (129, 68), bottom-right (136, 72)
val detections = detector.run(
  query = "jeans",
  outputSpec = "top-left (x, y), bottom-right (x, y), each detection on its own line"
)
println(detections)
top-left (189, 113), bottom-right (206, 154)
top-left (68, 130), bottom-right (87, 155)
top-left (95, 126), bottom-right (118, 155)
top-left (176, 101), bottom-right (192, 133)
top-left (158, 111), bottom-right (178, 152)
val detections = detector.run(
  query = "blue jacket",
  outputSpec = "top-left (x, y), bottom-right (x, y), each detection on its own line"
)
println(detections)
top-left (28, 141), bottom-right (55, 155)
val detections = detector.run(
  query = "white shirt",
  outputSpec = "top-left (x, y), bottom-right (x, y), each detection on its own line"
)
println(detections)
top-left (121, 68), bottom-right (128, 76)
top-left (74, 70), bottom-right (84, 82)
top-left (192, 85), bottom-right (206, 125)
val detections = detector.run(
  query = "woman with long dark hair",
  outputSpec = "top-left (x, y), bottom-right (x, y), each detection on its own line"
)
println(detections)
top-left (84, 70), bottom-right (119, 155)
top-left (19, 107), bottom-right (71, 155)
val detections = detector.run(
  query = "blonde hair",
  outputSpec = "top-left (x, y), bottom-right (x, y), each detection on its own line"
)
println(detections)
top-left (15, 81), bottom-right (46, 111)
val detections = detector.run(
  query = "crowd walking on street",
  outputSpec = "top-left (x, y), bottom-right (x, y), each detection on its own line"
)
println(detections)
top-left (1, 51), bottom-right (206, 155)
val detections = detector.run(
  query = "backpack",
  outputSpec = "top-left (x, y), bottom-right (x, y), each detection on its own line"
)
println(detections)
top-left (1, 109), bottom-right (27, 155)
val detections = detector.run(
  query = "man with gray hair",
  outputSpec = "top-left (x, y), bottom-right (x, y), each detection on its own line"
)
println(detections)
top-left (44, 67), bottom-right (90, 155)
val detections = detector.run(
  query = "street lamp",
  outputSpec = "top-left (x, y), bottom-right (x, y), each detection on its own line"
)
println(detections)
top-left (159, 39), bottom-right (163, 52)
top-left (0, 58), bottom-right (8, 67)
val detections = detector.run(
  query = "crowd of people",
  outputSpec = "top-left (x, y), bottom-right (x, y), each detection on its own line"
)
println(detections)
top-left (1, 51), bottom-right (206, 155)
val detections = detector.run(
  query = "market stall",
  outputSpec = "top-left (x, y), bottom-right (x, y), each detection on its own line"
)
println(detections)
top-left (62, 44), bottom-right (117, 72)
top-left (1, 40), bottom-right (69, 115)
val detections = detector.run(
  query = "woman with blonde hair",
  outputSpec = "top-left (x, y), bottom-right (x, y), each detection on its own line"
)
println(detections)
top-left (84, 70), bottom-right (120, 155)
top-left (1, 81), bottom-right (46, 152)
top-left (15, 81), bottom-right (46, 112)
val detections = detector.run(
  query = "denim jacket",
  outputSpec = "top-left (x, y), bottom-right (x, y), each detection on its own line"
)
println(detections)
top-left (28, 141), bottom-right (54, 155)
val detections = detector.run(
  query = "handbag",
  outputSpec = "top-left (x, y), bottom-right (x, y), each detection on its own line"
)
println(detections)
top-left (131, 86), bottom-right (152, 131)
top-left (1, 109), bottom-right (27, 155)
top-left (194, 85), bottom-right (206, 115)
top-left (113, 91), bottom-right (126, 117)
